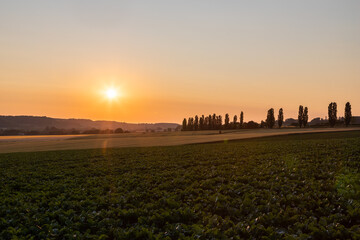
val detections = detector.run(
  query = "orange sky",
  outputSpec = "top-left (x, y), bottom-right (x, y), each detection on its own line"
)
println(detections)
top-left (1, 1), bottom-right (359, 123)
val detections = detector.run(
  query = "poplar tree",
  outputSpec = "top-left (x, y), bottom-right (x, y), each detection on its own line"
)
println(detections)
top-left (233, 115), bottom-right (238, 129)
top-left (182, 118), bottom-right (187, 131)
top-left (328, 102), bottom-right (337, 127)
top-left (212, 114), bottom-right (217, 129)
top-left (199, 115), bottom-right (204, 130)
top-left (225, 114), bottom-right (230, 129)
top-left (194, 115), bottom-right (199, 130)
top-left (278, 108), bottom-right (284, 128)
top-left (303, 107), bottom-right (308, 127)
top-left (266, 108), bottom-right (275, 128)
top-left (345, 102), bottom-right (352, 127)
top-left (298, 105), bottom-right (304, 128)
top-left (240, 111), bottom-right (244, 129)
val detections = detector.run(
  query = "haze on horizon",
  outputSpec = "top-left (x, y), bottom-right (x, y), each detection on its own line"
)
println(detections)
top-left (1, 0), bottom-right (359, 124)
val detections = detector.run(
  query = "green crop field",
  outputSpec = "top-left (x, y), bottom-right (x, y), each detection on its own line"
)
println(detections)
top-left (1, 131), bottom-right (360, 239)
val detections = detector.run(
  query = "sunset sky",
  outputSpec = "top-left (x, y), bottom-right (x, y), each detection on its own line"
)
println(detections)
top-left (1, 0), bottom-right (359, 123)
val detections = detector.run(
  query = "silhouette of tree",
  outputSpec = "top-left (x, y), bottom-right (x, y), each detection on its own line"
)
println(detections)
top-left (194, 115), bottom-right (199, 130)
top-left (187, 117), bottom-right (194, 131)
top-left (298, 105), bottom-right (304, 128)
top-left (345, 102), bottom-right (352, 127)
top-left (278, 108), bottom-right (284, 128)
top-left (225, 114), bottom-right (230, 129)
top-left (303, 107), bottom-right (308, 127)
top-left (246, 121), bottom-right (260, 129)
top-left (199, 115), bottom-right (204, 130)
top-left (208, 114), bottom-right (213, 129)
top-left (212, 114), bottom-right (216, 130)
top-left (266, 108), bottom-right (275, 128)
top-left (216, 115), bottom-right (222, 130)
top-left (115, 128), bottom-right (124, 133)
top-left (328, 102), bottom-right (337, 127)
top-left (240, 111), bottom-right (244, 129)
top-left (233, 115), bottom-right (238, 129)
top-left (182, 118), bottom-right (187, 131)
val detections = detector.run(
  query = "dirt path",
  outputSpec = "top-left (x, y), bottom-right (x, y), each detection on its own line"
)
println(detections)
top-left (0, 128), bottom-right (358, 154)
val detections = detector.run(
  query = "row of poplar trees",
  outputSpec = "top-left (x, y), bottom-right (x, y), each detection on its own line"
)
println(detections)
top-left (182, 112), bottom-right (244, 131)
top-left (265, 106), bottom-right (308, 129)
top-left (183, 102), bottom-right (352, 131)
top-left (265, 108), bottom-right (287, 128)
top-left (328, 102), bottom-right (352, 127)
top-left (265, 102), bottom-right (352, 128)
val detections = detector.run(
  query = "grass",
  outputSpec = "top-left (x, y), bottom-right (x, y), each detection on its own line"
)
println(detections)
top-left (0, 131), bottom-right (360, 239)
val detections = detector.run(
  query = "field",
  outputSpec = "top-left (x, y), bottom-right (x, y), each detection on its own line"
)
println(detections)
top-left (0, 127), bottom-right (358, 154)
top-left (1, 131), bottom-right (360, 239)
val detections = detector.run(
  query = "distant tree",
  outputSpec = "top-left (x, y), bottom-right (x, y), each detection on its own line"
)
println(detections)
top-left (240, 111), bottom-right (244, 129)
top-left (328, 102), bottom-right (337, 127)
top-left (83, 128), bottom-right (101, 134)
top-left (278, 108), bottom-right (284, 128)
top-left (246, 121), bottom-right (260, 129)
top-left (115, 128), bottom-right (124, 133)
top-left (233, 115), bottom-right (238, 129)
top-left (187, 117), bottom-right (193, 131)
top-left (199, 115), bottom-right (204, 130)
top-left (303, 107), bottom-right (308, 127)
top-left (298, 105), bottom-right (304, 128)
top-left (204, 116), bottom-right (209, 130)
top-left (260, 120), bottom-right (266, 128)
top-left (218, 115), bottom-right (223, 129)
top-left (345, 102), bottom-right (352, 127)
top-left (266, 108), bottom-right (275, 128)
top-left (100, 129), bottom-right (114, 134)
top-left (208, 114), bottom-right (212, 129)
top-left (182, 118), bottom-right (187, 131)
top-left (194, 115), bottom-right (199, 131)
top-left (225, 114), bottom-right (230, 129)
top-left (212, 114), bottom-right (217, 129)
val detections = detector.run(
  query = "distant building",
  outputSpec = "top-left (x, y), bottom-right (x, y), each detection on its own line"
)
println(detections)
top-left (351, 116), bottom-right (360, 124)
top-left (283, 118), bottom-right (298, 127)
top-left (283, 116), bottom-right (360, 127)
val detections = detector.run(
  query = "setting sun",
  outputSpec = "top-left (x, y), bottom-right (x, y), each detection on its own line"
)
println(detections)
top-left (105, 88), bottom-right (118, 100)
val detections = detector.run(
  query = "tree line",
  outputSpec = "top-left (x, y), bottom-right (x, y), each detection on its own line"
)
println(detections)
top-left (182, 112), bottom-right (244, 131)
top-left (182, 102), bottom-right (353, 131)
top-left (0, 127), bottom-right (127, 136)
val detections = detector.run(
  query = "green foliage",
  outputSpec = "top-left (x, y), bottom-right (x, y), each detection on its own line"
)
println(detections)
top-left (1, 131), bottom-right (360, 239)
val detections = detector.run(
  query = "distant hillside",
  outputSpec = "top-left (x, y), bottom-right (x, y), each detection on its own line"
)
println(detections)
top-left (0, 116), bottom-right (180, 132)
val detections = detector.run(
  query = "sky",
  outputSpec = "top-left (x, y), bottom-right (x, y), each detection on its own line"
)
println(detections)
top-left (0, 0), bottom-right (359, 123)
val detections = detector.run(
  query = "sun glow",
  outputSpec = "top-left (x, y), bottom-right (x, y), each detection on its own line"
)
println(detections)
top-left (105, 88), bottom-right (118, 100)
